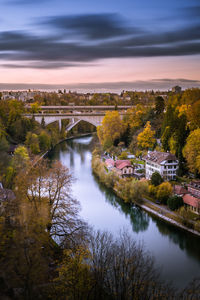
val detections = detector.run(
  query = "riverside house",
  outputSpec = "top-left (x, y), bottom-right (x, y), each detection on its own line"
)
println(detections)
top-left (105, 159), bottom-right (134, 178)
top-left (173, 181), bottom-right (200, 214)
top-left (144, 151), bottom-right (179, 181)
top-left (183, 181), bottom-right (200, 214)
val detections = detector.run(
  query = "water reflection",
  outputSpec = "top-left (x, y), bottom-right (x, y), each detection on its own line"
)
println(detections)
top-left (153, 217), bottom-right (200, 262)
top-left (93, 174), bottom-right (150, 233)
top-left (48, 135), bottom-right (200, 288)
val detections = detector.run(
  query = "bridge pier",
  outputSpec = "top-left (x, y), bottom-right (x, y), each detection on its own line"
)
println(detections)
top-left (58, 119), bottom-right (62, 131)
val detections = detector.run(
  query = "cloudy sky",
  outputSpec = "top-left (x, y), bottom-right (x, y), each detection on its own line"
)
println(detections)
top-left (0, 0), bottom-right (200, 90)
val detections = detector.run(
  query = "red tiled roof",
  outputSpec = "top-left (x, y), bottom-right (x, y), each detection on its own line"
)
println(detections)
top-left (105, 159), bottom-right (114, 167)
top-left (183, 194), bottom-right (200, 209)
top-left (174, 185), bottom-right (188, 195)
top-left (115, 160), bottom-right (132, 170)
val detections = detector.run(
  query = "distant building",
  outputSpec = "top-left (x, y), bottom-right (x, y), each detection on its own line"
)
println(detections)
top-left (144, 151), bottom-right (179, 181)
top-left (172, 86), bottom-right (182, 93)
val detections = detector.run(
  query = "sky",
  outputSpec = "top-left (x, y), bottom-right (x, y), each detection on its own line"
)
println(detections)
top-left (0, 0), bottom-right (200, 91)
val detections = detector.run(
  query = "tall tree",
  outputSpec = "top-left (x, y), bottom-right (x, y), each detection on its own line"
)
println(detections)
top-left (137, 121), bottom-right (155, 150)
top-left (183, 128), bottom-right (200, 175)
top-left (155, 96), bottom-right (165, 114)
top-left (97, 111), bottom-right (125, 150)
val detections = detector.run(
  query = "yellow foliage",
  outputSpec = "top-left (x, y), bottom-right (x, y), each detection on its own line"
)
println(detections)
top-left (124, 105), bottom-right (147, 129)
top-left (183, 128), bottom-right (200, 173)
top-left (137, 121), bottom-right (155, 150)
top-left (97, 111), bottom-right (125, 149)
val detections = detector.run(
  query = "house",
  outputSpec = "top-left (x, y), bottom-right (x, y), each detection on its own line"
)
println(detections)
top-left (173, 181), bottom-right (200, 214)
top-left (173, 185), bottom-right (188, 197)
top-left (144, 151), bottom-right (179, 181)
top-left (183, 194), bottom-right (200, 214)
top-left (105, 159), bottom-right (134, 178)
top-left (186, 181), bottom-right (200, 198)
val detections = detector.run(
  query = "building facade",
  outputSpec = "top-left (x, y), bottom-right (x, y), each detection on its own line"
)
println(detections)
top-left (144, 151), bottom-right (179, 181)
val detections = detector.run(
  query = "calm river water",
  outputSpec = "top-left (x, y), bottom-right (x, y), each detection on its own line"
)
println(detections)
top-left (48, 135), bottom-right (200, 289)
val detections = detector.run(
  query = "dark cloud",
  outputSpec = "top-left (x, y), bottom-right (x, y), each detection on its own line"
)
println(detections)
top-left (0, 13), bottom-right (200, 69)
top-left (107, 24), bottom-right (200, 47)
top-left (1, 62), bottom-right (92, 69)
top-left (181, 5), bottom-right (200, 18)
top-left (41, 14), bottom-right (138, 40)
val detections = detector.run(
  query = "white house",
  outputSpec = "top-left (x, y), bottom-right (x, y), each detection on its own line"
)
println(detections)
top-left (144, 151), bottom-right (179, 181)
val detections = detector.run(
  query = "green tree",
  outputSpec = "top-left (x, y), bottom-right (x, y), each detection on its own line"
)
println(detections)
top-left (118, 151), bottom-right (128, 160)
top-left (39, 131), bottom-right (51, 152)
top-left (167, 195), bottom-right (183, 211)
top-left (151, 171), bottom-right (163, 186)
top-left (155, 96), bottom-right (165, 114)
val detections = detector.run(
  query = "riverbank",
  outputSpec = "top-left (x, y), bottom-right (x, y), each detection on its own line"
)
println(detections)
top-left (92, 154), bottom-right (200, 237)
top-left (32, 132), bottom-right (94, 167)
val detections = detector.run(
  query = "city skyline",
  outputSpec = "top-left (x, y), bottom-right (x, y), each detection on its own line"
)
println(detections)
top-left (0, 0), bottom-right (200, 90)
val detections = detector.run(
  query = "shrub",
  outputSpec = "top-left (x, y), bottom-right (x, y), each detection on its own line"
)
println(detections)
top-left (118, 151), bottom-right (128, 160)
top-left (151, 172), bottom-right (163, 186)
top-left (167, 195), bottom-right (183, 211)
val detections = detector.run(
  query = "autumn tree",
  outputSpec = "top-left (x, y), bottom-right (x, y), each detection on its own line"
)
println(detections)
top-left (15, 160), bottom-right (87, 245)
top-left (88, 231), bottom-right (174, 299)
top-left (156, 182), bottom-right (172, 204)
top-left (137, 121), bottom-right (155, 150)
top-left (30, 102), bottom-right (40, 114)
top-left (11, 145), bottom-right (29, 173)
top-left (97, 111), bottom-right (125, 150)
top-left (25, 132), bottom-right (40, 154)
top-left (52, 246), bottom-right (93, 300)
top-left (186, 100), bottom-right (200, 130)
top-left (39, 131), bottom-right (51, 152)
top-left (183, 128), bottom-right (200, 175)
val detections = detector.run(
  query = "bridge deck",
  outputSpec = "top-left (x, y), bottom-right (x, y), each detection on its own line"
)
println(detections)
top-left (24, 112), bottom-right (127, 117)
top-left (26, 105), bottom-right (132, 111)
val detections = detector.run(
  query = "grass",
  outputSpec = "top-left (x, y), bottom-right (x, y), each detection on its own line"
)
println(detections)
top-left (131, 158), bottom-right (145, 165)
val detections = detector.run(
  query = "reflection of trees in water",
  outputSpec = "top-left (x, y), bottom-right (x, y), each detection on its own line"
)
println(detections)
top-left (153, 217), bottom-right (200, 262)
top-left (93, 173), bottom-right (150, 233)
top-left (69, 151), bottom-right (74, 167)
top-left (129, 207), bottom-right (150, 233)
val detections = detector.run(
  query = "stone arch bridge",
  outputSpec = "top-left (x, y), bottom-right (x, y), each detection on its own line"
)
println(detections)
top-left (24, 105), bottom-right (131, 131)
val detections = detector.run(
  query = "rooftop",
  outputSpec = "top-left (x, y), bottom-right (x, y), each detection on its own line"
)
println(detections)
top-left (144, 151), bottom-right (177, 164)
top-left (183, 194), bottom-right (200, 209)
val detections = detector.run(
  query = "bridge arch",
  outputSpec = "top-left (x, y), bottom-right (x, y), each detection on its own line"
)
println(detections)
top-left (29, 115), bottom-right (102, 132)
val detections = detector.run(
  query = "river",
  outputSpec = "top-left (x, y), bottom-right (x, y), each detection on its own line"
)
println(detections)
top-left (48, 135), bottom-right (200, 289)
